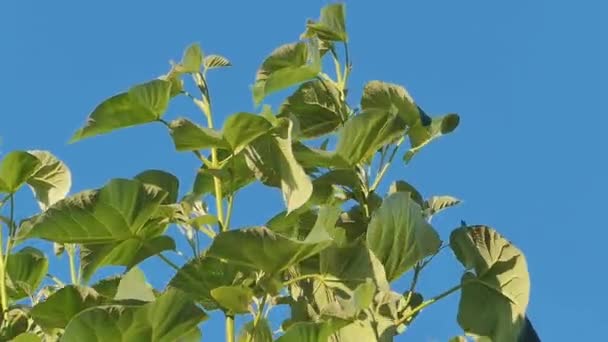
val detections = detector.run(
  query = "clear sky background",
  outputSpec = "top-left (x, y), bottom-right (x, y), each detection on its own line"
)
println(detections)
top-left (1, 0), bottom-right (605, 340)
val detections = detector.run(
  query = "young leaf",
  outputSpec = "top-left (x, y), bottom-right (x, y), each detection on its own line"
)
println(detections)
top-left (361, 81), bottom-right (420, 126)
top-left (0, 151), bottom-right (41, 194)
top-left (253, 41), bottom-right (321, 105)
top-left (245, 119), bottom-right (313, 213)
top-left (301, 3), bottom-right (348, 42)
top-left (61, 288), bottom-right (207, 342)
top-left (31, 285), bottom-right (102, 329)
top-left (6, 247), bottom-right (48, 300)
top-left (210, 285), bottom-right (253, 314)
top-left (114, 267), bottom-right (155, 302)
top-left (134, 169), bottom-right (179, 204)
top-left (279, 80), bottom-right (343, 139)
top-left (169, 256), bottom-right (253, 310)
top-left (352, 279), bottom-right (376, 312)
top-left (26, 150), bottom-right (72, 210)
top-left (425, 195), bottom-right (461, 217)
top-left (179, 43), bottom-right (204, 73)
top-left (169, 118), bottom-right (228, 151)
top-left (388, 180), bottom-right (424, 208)
top-left (238, 318), bottom-right (273, 342)
top-left (222, 112), bottom-right (272, 154)
top-left (450, 225), bottom-right (530, 341)
top-left (204, 54), bottom-right (231, 70)
top-left (71, 79), bottom-right (172, 142)
top-left (336, 109), bottom-right (406, 166)
top-left (366, 192), bottom-right (441, 281)
top-left (207, 227), bottom-right (331, 274)
top-left (404, 113), bottom-right (460, 163)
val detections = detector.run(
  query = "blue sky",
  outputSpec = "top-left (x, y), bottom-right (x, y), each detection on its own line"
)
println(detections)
top-left (1, 0), bottom-right (605, 340)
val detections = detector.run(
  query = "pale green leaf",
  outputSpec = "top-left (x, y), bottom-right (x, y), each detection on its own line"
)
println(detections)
top-left (405, 113), bottom-right (460, 163)
top-left (279, 80), bottom-right (343, 139)
top-left (366, 192), bottom-right (441, 281)
top-left (31, 285), bottom-right (102, 329)
top-left (210, 285), bottom-right (253, 314)
top-left (253, 41), bottom-right (321, 105)
top-left (223, 112), bottom-right (272, 154)
top-left (388, 180), bottom-right (424, 208)
top-left (26, 150), bottom-right (72, 210)
top-left (425, 195), bottom-right (461, 217)
top-left (180, 43), bottom-right (203, 73)
top-left (6, 247), bottom-right (48, 300)
top-left (207, 227), bottom-right (331, 274)
top-left (114, 267), bottom-right (155, 302)
top-left (276, 319), bottom-right (347, 342)
top-left (135, 169), bottom-right (179, 204)
top-left (238, 318), bottom-right (273, 342)
top-left (204, 54), bottom-right (231, 69)
top-left (0, 151), bottom-right (41, 193)
top-left (292, 143), bottom-right (347, 169)
top-left (62, 288), bottom-right (207, 342)
top-left (301, 3), bottom-right (348, 42)
top-left (361, 81), bottom-right (419, 126)
top-left (169, 118), bottom-right (228, 151)
top-left (352, 279), bottom-right (376, 312)
top-left (71, 80), bottom-right (172, 142)
top-left (450, 225), bottom-right (530, 341)
top-left (11, 333), bottom-right (40, 342)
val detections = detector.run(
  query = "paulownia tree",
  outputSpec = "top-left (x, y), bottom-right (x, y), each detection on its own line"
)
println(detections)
top-left (0, 4), bottom-right (539, 342)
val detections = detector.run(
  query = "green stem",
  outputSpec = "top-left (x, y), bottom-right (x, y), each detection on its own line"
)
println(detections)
top-left (396, 283), bottom-right (462, 326)
top-left (224, 195), bottom-right (234, 230)
top-left (66, 245), bottom-right (78, 285)
top-left (0, 196), bottom-right (9, 312)
top-left (157, 253), bottom-right (180, 271)
top-left (226, 314), bottom-right (235, 342)
top-left (370, 136), bottom-right (404, 192)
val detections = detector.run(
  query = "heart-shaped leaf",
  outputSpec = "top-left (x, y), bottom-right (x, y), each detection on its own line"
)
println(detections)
top-left (169, 118), bottom-right (228, 151)
top-left (31, 285), bottom-right (102, 329)
top-left (0, 151), bottom-right (41, 194)
top-left (6, 247), bottom-right (48, 300)
top-left (26, 150), bottom-right (72, 210)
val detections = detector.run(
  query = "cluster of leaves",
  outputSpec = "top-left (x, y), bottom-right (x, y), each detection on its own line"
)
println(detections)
top-left (0, 4), bottom-right (539, 342)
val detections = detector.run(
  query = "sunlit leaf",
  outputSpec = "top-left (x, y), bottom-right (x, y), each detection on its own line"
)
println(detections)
top-left (223, 112), bottom-right (272, 154)
top-left (26, 150), bottom-right (72, 210)
top-left (169, 118), bottom-right (228, 151)
top-left (114, 267), bottom-right (155, 302)
top-left (451, 225), bottom-right (530, 341)
top-left (301, 3), bottom-right (348, 42)
top-left (210, 285), bottom-right (253, 314)
top-left (204, 55), bottom-right (231, 70)
top-left (11, 333), bottom-right (40, 342)
top-left (71, 79), bottom-right (172, 142)
top-left (425, 195), bottom-right (461, 217)
top-left (388, 180), bottom-right (424, 207)
top-left (135, 169), bottom-right (179, 204)
top-left (0, 151), bottom-right (41, 193)
top-left (361, 81), bottom-right (420, 126)
top-left (31, 285), bottom-right (102, 329)
top-left (180, 43), bottom-right (203, 73)
top-left (366, 192), bottom-right (441, 281)
top-left (6, 247), bottom-right (48, 300)
top-left (404, 113), bottom-right (460, 163)
top-left (253, 41), bottom-right (321, 105)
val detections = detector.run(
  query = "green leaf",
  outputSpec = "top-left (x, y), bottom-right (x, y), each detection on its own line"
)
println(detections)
top-left (180, 43), bottom-right (203, 73)
top-left (404, 113), bottom-right (460, 163)
top-left (449, 336), bottom-right (467, 342)
top-left (6, 247), bottom-right (48, 300)
top-left (352, 279), bottom-right (376, 312)
top-left (279, 80), bottom-right (343, 139)
top-left (80, 235), bottom-right (175, 282)
top-left (62, 288), bottom-right (207, 342)
top-left (31, 285), bottom-right (102, 329)
top-left (425, 195), bottom-right (461, 217)
top-left (207, 227), bottom-right (331, 274)
top-left (238, 318), bottom-right (273, 342)
top-left (135, 169), bottom-right (179, 204)
top-left (320, 242), bottom-right (389, 291)
top-left (253, 41), bottom-right (321, 105)
top-left (92, 276), bottom-right (121, 299)
top-left (26, 150), bottom-right (72, 210)
top-left (223, 112), bottom-right (272, 154)
top-left (169, 118), bottom-right (228, 151)
top-left (361, 81), bottom-right (420, 126)
top-left (0, 308), bottom-right (29, 340)
top-left (366, 192), bottom-right (441, 281)
top-left (276, 319), bottom-right (347, 342)
top-left (204, 54), bottom-right (231, 70)
top-left (245, 119), bottom-right (313, 213)
top-left (71, 80), bottom-right (172, 142)
top-left (114, 267), bottom-right (155, 302)
top-left (210, 285), bottom-right (253, 314)
top-left (292, 143), bottom-right (347, 169)
top-left (336, 109), bottom-right (406, 166)
top-left (450, 225), bottom-right (530, 341)
top-left (169, 256), bottom-right (253, 310)
top-left (0, 151), bottom-right (41, 193)
top-left (388, 180), bottom-right (424, 208)
top-left (266, 209), bottom-right (317, 240)
top-left (301, 3), bottom-right (348, 42)
top-left (11, 333), bottom-right (41, 342)
top-left (27, 178), bottom-right (167, 244)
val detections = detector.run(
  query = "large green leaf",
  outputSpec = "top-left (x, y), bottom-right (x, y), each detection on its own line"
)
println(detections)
top-left (320, 242), bottom-right (389, 291)
top-left (207, 227), bottom-right (331, 274)
top-left (292, 143), bottom-right (348, 169)
top-left (279, 80), bottom-right (343, 139)
top-left (134, 169), bottom-right (179, 204)
top-left (6, 247), bottom-right (48, 300)
top-left (301, 3), bottom-right (348, 42)
top-left (169, 256), bottom-right (252, 310)
top-left (114, 267), bottom-right (155, 302)
top-left (222, 112), bottom-right (272, 154)
top-left (62, 288), bottom-right (206, 342)
top-left (30, 285), bottom-right (102, 329)
top-left (361, 81), bottom-right (420, 126)
top-left (404, 113), bottom-right (460, 163)
top-left (26, 150), bottom-right (72, 210)
top-left (336, 109), bottom-right (406, 166)
top-left (450, 225), bottom-right (530, 341)
top-left (238, 318), bottom-right (273, 342)
top-left (71, 79), bottom-right (172, 142)
top-left (27, 178), bottom-right (168, 244)
top-left (253, 41), bottom-right (321, 105)
top-left (169, 118), bottom-right (228, 151)
top-left (366, 192), bottom-right (441, 281)
top-left (0, 151), bottom-right (41, 193)
top-left (193, 153), bottom-right (255, 197)
top-left (80, 235), bottom-right (175, 282)
top-left (245, 119), bottom-right (313, 213)
top-left (210, 285), bottom-right (253, 314)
